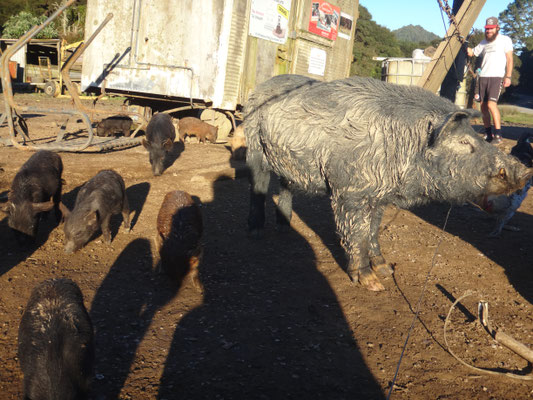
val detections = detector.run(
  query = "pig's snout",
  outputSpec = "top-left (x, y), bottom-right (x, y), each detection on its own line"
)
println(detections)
top-left (486, 161), bottom-right (533, 197)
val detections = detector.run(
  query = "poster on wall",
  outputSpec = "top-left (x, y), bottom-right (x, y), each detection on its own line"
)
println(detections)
top-left (308, 47), bottom-right (326, 76)
top-left (338, 12), bottom-right (353, 40)
top-left (249, 0), bottom-right (292, 44)
top-left (309, 1), bottom-right (340, 40)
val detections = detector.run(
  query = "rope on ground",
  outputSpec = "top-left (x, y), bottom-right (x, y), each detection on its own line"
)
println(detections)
top-left (386, 205), bottom-right (453, 399)
top-left (444, 291), bottom-right (533, 381)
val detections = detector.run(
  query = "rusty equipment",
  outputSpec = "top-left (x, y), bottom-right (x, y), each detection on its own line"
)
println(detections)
top-left (0, 0), bottom-right (148, 152)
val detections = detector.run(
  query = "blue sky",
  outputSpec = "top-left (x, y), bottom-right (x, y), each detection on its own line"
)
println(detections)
top-left (359, 0), bottom-right (513, 36)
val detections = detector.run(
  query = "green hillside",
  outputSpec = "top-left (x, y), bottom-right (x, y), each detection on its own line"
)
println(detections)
top-left (393, 24), bottom-right (440, 42)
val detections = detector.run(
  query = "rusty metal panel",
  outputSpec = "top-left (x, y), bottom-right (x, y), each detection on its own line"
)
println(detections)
top-left (82, 0), bottom-right (235, 107)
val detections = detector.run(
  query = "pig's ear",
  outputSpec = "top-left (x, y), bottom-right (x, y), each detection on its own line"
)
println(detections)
top-left (142, 138), bottom-right (151, 150)
top-left (59, 202), bottom-right (70, 218)
top-left (441, 110), bottom-right (472, 132)
top-left (32, 200), bottom-right (54, 214)
top-left (85, 211), bottom-right (99, 227)
top-left (163, 138), bottom-right (174, 151)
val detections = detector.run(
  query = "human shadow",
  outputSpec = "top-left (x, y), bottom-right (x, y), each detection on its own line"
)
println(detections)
top-left (125, 182), bottom-right (150, 230)
top-left (157, 176), bottom-right (384, 398)
top-left (410, 202), bottom-right (533, 306)
top-left (163, 140), bottom-right (185, 172)
top-left (89, 238), bottom-right (178, 399)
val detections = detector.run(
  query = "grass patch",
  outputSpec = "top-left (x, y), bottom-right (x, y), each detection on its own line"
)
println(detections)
top-left (500, 106), bottom-right (533, 126)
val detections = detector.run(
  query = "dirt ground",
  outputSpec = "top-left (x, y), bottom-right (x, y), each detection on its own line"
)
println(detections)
top-left (0, 93), bottom-right (532, 399)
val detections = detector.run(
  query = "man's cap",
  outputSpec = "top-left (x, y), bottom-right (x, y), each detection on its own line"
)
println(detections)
top-left (485, 17), bottom-right (499, 29)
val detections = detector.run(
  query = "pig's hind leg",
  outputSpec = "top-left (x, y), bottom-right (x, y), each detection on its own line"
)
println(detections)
top-left (368, 206), bottom-right (393, 276)
top-left (332, 193), bottom-right (385, 291)
top-left (121, 195), bottom-right (131, 232)
top-left (275, 178), bottom-right (292, 232)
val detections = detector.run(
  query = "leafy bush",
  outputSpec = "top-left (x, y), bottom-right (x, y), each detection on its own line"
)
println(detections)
top-left (2, 11), bottom-right (58, 39)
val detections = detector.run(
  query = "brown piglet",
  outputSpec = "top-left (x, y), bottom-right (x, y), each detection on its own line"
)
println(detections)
top-left (155, 190), bottom-right (203, 290)
top-left (178, 117), bottom-right (218, 144)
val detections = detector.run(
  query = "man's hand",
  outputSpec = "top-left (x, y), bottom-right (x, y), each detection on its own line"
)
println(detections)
top-left (466, 47), bottom-right (474, 57)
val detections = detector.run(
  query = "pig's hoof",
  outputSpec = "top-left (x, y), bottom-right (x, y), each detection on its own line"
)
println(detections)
top-left (370, 255), bottom-right (393, 277)
top-left (358, 269), bottom-right (385, 291)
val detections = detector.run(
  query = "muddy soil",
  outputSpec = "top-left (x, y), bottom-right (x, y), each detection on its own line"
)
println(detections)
top-left (0, 94), bottom-right (532, 399)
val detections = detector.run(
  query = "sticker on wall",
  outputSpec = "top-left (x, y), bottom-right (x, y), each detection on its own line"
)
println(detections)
top-left (249, 0), bottom-right (292, 44)
top-left (308, 47), bottom-right (327, 76)
top-left (309, 1), bottom-right (340, 40)
top-left (338, 12), bottom-right (353, 40)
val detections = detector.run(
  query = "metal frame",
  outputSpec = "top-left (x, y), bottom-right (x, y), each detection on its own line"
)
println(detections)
top-left (0, 1), bottom-right (148, 152)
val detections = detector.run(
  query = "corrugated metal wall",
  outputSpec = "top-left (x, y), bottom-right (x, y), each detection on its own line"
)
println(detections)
top-left (221, 0), bottom-right (250, 110)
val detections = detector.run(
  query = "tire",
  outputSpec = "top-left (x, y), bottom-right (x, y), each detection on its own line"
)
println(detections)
top-left (44, 81), bottom-right (58, 97)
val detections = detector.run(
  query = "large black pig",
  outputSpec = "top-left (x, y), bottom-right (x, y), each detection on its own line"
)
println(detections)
top-left (142, 113), bottom-right (176, 176)
top-left (60, 169), bottom-right (130, 253)
top-left (244, 74), bottom-right (532, 291)
top-left (18, 278), bottom-right (94, 400)
top-left (5, 150), bottom-right (63, 243)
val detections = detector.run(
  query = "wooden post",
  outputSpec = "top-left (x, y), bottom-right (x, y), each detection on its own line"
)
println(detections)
top-left (417, 0), bottom-right (486, 93)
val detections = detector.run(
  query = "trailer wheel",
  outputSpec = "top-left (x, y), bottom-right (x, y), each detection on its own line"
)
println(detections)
top-left (200, 109), bottom-right (232, 143)
top-left (44, 81), bottom-right (59, 97)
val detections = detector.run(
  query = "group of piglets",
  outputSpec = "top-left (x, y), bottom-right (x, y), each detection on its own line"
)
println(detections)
top-left (142, 113), bottom-right (218, 176)
top-left (6, 149), bottom-right (203, 399)
top-left (4, 150), bottom-right (129, 252)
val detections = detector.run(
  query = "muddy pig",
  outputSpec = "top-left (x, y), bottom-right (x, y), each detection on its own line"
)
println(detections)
top-left (245, 74), bottom-right (532, 291)
top-left (96, 115), bottom-right (133, 137)
top-left (60, 169), bottom-right (130, 253)
top-left (142, 113), bottom-right (176, 176)
top-left (156, 190), bottom-right (203, 290)
top-left (18, 278), bottom-right (94, 400)
top-left (178, 117), bottom-right (218, 144)
top-left (4, 150), bottom-right (63, 243)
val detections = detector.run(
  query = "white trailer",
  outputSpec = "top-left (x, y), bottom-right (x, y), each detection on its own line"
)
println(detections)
top-left (82, 0), bottom-right (359, 140)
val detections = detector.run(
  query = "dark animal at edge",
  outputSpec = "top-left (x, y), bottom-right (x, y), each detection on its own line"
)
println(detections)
top-left (4, 150), bottom-right (63, 243)
top-left (18, 278), bottom-right (94, 400)
top-left (479, 131), bottom-right (533, 236)
top-left (156, 190), bottom-right (203, 290)
top-left (142, 113), bottom-right (176, 176)
top-left (96, 115), bottom-right (133, 137)
top-left (244, 74), bottom-right (532, 291)
top-left (60, 169), bottom-right (130, 253)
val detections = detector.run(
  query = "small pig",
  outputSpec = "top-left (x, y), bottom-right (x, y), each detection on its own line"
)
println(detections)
top-left (156, 190), bottom-right (203, 290)
top-left (230, 124), bottom-right (246, 160)
top-left (18, 278), bottom-right (94, 400)
top-left (96, 115), bottom-right (133, 137)
top-left (5, 150), bottom-right (63, 243)
top-left (178, 117), bottom-right (218, 144)
top-left (142, 113), bottom-right (176, 176)
top-left (60, 169), bottom-right (130, 253)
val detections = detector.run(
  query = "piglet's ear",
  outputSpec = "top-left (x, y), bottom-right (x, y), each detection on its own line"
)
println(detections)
top-left (163, 138), bottom-right (174, 151)
top-left (32, 200), bottom-right (54, 214)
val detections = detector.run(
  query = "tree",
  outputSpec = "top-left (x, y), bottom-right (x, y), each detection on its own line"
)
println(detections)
top-left (498, 0), bottom-right (533, 51)
top-left (351, 6), bottom-right (403, 78)
top-left (2, 11), bottom-right (58, 39)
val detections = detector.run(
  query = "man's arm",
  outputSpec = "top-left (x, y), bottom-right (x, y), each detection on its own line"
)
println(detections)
top-left (504, 50), bottom-right (513, 88)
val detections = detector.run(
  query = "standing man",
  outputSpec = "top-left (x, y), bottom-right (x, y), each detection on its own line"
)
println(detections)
top-left (467, 17), bottom-right (513, 144)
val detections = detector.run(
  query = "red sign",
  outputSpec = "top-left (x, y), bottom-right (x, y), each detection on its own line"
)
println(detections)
top-left (309, 1), bottom-right (340, 40)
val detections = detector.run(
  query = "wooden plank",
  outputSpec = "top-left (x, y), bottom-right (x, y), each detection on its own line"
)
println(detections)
top-left (417, 0), bottom-right (486, 93)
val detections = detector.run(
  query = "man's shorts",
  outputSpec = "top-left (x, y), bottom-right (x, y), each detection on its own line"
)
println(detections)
top-left (475, 76), bottom-right (503, 103)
